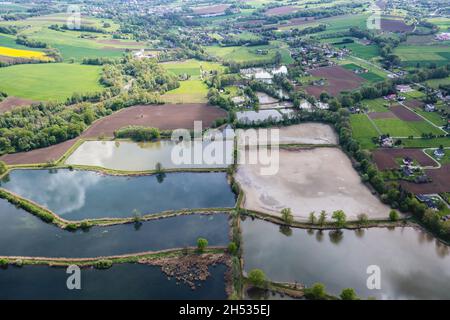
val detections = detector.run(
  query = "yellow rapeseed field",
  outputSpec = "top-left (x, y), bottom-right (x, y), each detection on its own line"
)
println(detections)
top-left (0, 46), bottom-right (50, 61)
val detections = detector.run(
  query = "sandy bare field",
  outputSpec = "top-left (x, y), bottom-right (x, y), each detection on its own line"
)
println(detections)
top-left (237, 123), bottom-right (338, 146)
top-left (236, 148), bottom-right (390, 221)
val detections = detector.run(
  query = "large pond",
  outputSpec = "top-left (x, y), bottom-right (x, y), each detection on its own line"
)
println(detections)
top-left (0, 264), bottom-right (227, 299)
top-left (0, 199), bottom-right (229, 257)
top-left (0, 169), bottom-right (236, 220)
top-left (241, 218), bottom-right (450, 300)
top-left (65, 140), bottom-right (234, 171)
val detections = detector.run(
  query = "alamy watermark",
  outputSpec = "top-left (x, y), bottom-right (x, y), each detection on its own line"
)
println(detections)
top-left (170, 121), bottom-right (280, 175)
top-left (66, 5), bottom-right (81, 30)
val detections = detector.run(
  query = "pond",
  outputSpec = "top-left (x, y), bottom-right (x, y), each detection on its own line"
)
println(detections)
top-left (241, 218), bottom-right (450, 300)
top-left (0, 264), bottom-right (227, 299)
top-left (0, 199), bottom-right (229, 258)
top-left (0, 169), bottom-right (236, 220)
top-left (65, 140), bottom-right (234, 171)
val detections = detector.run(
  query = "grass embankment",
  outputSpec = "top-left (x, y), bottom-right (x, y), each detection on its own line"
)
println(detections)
top-left (0, 247), bottom-right (227, 268)
top-left (240, 208), bottom-right (409, 230)
top-left (0, 187), bottom-right (234, 229)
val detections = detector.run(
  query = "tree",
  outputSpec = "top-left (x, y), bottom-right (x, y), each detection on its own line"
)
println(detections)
top-left (306, 282), bottom-right (327, 300)
top-left (340, 288), bottom-right (358, 300)
top-left (389, 210), bottom-right (399, 221)
top-left (357, 213), bottom-right (368, 226)
top-left (318, 210), bottom-right (327, 226)
top-left (0, 161), bottom-right (7, 175)
top-left (281, 208), bottom-right (294, 224)
top-left (228, 242), bottom-right (238, 255)
top-left (309, 211), bottom-right (316, 224)
top-left (197, 238), bottom-right (208, 252)
top-left (248, 269), bottom-right (267, 287)
top-left (332, 210), bottom-right (347, 228)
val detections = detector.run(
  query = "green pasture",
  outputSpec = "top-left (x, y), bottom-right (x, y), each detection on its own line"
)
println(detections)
top-left (350, 114), bottom-right (379, 149)
top-left (372, 118), bottom-right (444, 137)
top-left (161, 59), bottom-right (225, 79)
top-left (0, 63), bottom-right (103, 101)
top-left (162, 80), bottom-right (209, 103)
top-left (394, 45), bottom-right (450, 67)
top-left (205, 44), bottom-right (294, 64)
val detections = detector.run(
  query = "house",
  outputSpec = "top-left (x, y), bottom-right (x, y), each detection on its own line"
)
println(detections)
top-left (434, 148), bottom-right (445, 158)
top-left (402, 166), bottom-right (414, 177)
top-left (424, 104), bottom-right (436, 112)
top-left (315, 102), bottom-right (329, 110)
top-left (416, 195), bottom-right (438, 209)
top-left (403, 157), bottom-right (413, 166)
top-left (379, 135), bottom-right (394, 147)
top-left (272, 65), bottom-right (288, 76)
top-left (384, 94), bottom-right (397, 100)
top-left (299, 100), bottom-right (313, 110)
top-left (396, 84), bottom-right (413, 93)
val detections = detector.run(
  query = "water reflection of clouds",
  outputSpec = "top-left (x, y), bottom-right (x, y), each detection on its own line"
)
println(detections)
top-left (8, 170), bottom-right (101, 215)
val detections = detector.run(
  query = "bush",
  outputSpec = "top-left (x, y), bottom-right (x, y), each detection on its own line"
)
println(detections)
top-left (305, 282), bottom-right (327, 300)
top-left (65, 223), bottom-right (78, 231)
top-left (94, 259), bottom-right (113, 269)
top-left (228, 242), bottom-right (238, 255)
top-left (0, 161), bottom-right (7, 175)
top-left (340, 288), bottom-right (358, 300)
top-left (281, 208), bottom-right (294, 224)
top-left (197, 238), bottom-right (208, 252)
top-left (389, 210), bottom-right (399, 221)
top-left (248, 269), bottom-right (266, 287)
top-left (0, 258), bottom-right (8, 267)
top-left (332, 210), bottom-right (347, 228)
top-left (114, 126), bottom-right (160, 142)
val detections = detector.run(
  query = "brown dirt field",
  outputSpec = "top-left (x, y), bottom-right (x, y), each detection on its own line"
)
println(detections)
top-left (0, 104), bottom-right (227, 165)
top-left (83, 104), bottom-right (226, 137)
top-left (0, 138), bottom-right (78, 165)
top-left (193, 4), bottom-right (230, 15)
top-left (265, 6), bottom-right (299, 16)
top-left (405, 100), bottom-right (425, 109)
top-left (96, 39), bottom-right (142, 46)
top-left (390, 105), bottom-right (423, 121)
top-left (401, 165), bottom-right (450, 194)
top-left (368, 111), bottom-right (397, 119)
top-left (373, 148), bottom-right (438, 170)
top-left (305, 66), bottom-right (365, 97)
top-left (381, 18), bottom-right (415, 33)
top-left (0, 97), bottom-right (37, 113)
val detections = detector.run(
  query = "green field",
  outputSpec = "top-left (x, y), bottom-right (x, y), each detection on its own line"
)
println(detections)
top-left (341, 63), bottom-right (385, 83)
top-left (0, 14), bottom-right (144, 62)
top-left (205, 44), bottom-right (294, 64)
top-left (426, 76), bottom-right (450, 89)
top-left (394, 45), bottom-right (450, 67)
top-left (330, 38), bottom-right (380, 60)
top-left (400, 137), bottom-right (450, 148)
top-left (350, 114), bottom-right (379, 149)
top-left (362, 98), bottom-right (391, 112)
top-left (161, 59), bottom-right (225, 79)
top-left (162, 80), bottom-right (208, 103)
top-left (0, 63), bottom-right (103, 101)
top-left (372, 118), bottom-right (444, 137)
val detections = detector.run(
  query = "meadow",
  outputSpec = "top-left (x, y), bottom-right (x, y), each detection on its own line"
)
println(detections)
top-left (0, 63), bottom-right (103, 101)
top-left (372, 118), bottom-right (444, 137)
top-left (349, 114), bottom-right (379, 150)
top-left (394, 45), bottom-right (450, 67)
top-left (0, 14), bottom-right (145, 62)
top-left (341, 63), bottom-right (385, 83)
top-left (161, 59), bottom-right (225, 79)
top-left (162, 80), bottom-right (209, 103)
top-left (205, 44), bottom-right (294, 64)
